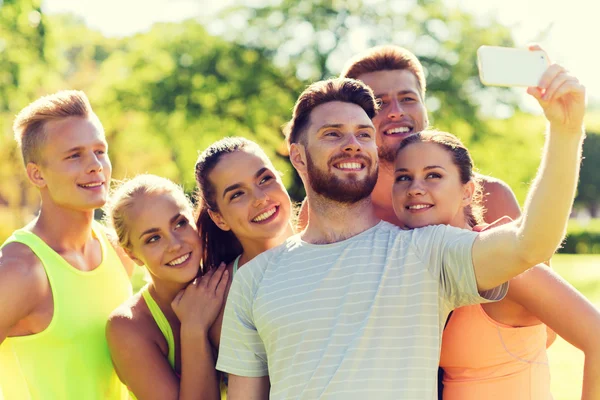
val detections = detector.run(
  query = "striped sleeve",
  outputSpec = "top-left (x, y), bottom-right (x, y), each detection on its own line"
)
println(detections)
top-left (216, 257), bottom-right (269, 377)
top-left (411, 225), bottom-right (507, 309)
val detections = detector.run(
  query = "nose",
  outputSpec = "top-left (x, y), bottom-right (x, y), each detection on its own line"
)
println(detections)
top-left (252, 186), bottom-right (269, 207)
top-left (386, 98), bottom-right (404, 120)
top-left (343, 134), bottom-right (362, 153)
top-left (407, 179), bottom-right (426, 196)
top-left (87, 153), bottom-right (103, 174)
top-left (168, 233), bottom-right (183, 252)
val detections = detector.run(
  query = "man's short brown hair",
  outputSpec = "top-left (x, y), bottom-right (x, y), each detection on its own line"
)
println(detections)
top-left (340, 45), bottom-right (426, 99)
top-left (284, 78), bottom-right (379, 148)
top-left (13, 90), bottom-right (100, 165)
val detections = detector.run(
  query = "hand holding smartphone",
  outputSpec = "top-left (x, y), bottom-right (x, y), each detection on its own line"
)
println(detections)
top-left (477, 46), bottom-right (550, 87)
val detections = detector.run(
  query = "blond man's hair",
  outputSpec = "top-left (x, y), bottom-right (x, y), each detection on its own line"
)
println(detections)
top-left (13, 90), bottom-right (100, 165)
top-left (340, 45), bottom-right (427, 100)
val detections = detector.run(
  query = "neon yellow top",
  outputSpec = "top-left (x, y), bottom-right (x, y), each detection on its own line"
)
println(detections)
top-left (0, 222), bottom-right (132, 400)
top-left (142, 287), bottom-right (176, 368)
top-left (125, 287), bottom-right (177, 400)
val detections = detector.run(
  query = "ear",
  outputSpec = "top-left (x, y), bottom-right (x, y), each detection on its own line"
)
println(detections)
top-left (26, 162), bottom-right (46, 188)
top-left (461, 180), bottom-right (475, 207)
top-left (124, 248), bottom-right (145, 267)
top-left (208, 209), bottom-right (231, 232)
top-left (289, 143), bottom-right (307, 175)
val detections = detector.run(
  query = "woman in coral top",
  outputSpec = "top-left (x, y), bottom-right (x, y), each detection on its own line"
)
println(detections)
top-left (392, 129), bottom-right (600, 400)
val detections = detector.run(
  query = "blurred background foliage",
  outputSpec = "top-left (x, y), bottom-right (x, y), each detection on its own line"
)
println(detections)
top-left (1, 0), bottom-right (599, 250)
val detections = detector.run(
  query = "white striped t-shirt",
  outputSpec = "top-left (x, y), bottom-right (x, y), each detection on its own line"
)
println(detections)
top-left (217, 221), bottom-right (507, 399)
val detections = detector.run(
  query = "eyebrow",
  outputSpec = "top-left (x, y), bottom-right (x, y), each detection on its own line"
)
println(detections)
top-left (63, 142), bottom-right (107, 154)
top-left (138, 213), bottom-right (183, 239)
top-left (222, 167), bottom-right (270, 199)
top-left (395, 165), bottom-right (446, 173)
top-left (63, 146), bottom-right (84, 154)
top-left (375, 90), bottom-right (419, 98)
top-left (318, 124), bottom-right (374, 132)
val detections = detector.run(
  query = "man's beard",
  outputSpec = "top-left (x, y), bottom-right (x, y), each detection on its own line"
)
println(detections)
top-left (306, 153), bottom-right (378, 204)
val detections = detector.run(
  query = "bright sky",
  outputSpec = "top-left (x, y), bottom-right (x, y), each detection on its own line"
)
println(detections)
top-left (43, 0), bottom-right (599, 102)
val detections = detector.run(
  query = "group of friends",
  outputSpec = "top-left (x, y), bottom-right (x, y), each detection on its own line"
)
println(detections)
top-left (0, 44), bottom-right (598, 400)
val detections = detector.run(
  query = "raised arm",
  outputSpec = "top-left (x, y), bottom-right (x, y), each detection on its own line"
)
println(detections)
top-left (0, 243), bottom-right (47, 344)
top-left (472, 59), bottom-right (586, 290)
top-left (507, 265), bottom-right (600, 400)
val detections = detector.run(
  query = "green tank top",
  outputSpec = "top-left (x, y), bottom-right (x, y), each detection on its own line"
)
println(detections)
top-left (124, 287), bottom-right (177, 400)
top-left (0, 222), bottom-right (132, 400)
top-left (141, 287), bottom-right (176, 368)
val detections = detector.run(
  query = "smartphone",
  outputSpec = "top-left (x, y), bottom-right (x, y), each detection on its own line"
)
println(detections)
top-left (477, 46), bottom-right (549, 87)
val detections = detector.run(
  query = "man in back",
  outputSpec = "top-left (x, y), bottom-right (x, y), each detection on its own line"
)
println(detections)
top-left (0, 90), bottom-right (133, 399)
top-left (340, 45), bottom-right (521, 225)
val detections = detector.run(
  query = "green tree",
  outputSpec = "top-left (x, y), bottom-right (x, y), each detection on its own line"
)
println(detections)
top-left (575, 132), bottom-right (600, 217)
top-left (85, 21), bottom-right (302, 194)
top-left (0, 0), bottom-right (57, 234)
top-left (215, 0), bottom-right (517, 137)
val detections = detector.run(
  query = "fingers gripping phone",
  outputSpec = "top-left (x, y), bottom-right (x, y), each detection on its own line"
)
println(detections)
top-left (477, 46), bottom-right (550, 87)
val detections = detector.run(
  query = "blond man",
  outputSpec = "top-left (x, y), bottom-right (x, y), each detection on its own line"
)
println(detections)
top-left (0, 91), bottom-right (133, 399)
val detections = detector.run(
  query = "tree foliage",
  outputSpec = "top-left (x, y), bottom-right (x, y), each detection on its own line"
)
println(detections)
top-left (214, 0), bottom-right (517, 138)
top-left (576, 132), bottom-right (600, 216)
top-left (1, 0), bottom-right (597, 244)
top-left (0, 0), bottom-right (55, 232)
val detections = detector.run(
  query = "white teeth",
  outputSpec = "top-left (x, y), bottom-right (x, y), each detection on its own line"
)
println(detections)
top-left (408, 204), bottom-right (432, 210)
top-left (253, 207), bottom-right (277, 222)
top-left (336, 162), bottom-right (363, 170)
top-left (385, 127), bottom-right (410, 135)
top-left (167, 253), bottom-right (190, 266)
top-left (80, 182), bottom-right (103, 188)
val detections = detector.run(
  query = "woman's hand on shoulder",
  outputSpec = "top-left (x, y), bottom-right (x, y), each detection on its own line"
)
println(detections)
top-left (172, 263), bottom-right (229, 336)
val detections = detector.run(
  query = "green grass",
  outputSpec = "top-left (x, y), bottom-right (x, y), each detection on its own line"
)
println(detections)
top-left (549, 254), bottom-right (600, 399)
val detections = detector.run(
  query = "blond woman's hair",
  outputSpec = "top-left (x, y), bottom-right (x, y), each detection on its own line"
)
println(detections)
top-left (104, 174), bottom-right (192, 251)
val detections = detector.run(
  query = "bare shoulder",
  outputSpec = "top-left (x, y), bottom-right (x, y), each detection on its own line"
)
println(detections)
top-left (477, 173), bottom-right (521, 222)
top-left (478, 174), bottom-right (514, 197)
top-left (0, 242), bottom-right (47, 291)
top-left (106, 292), bottom-right (156, 349)
top-left (0, 242), bottom-right (49, 330)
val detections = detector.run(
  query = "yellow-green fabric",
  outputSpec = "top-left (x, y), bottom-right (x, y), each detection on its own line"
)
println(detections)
top-left (126, 287), bottom-right (177, 400)
top-left (0, 222), bottom-right (132, 400)
top-left (141, 287), bottom-right (176, 368)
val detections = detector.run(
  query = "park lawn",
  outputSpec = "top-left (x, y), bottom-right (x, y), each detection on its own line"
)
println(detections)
top-left (549, 254), bottom-right (600, 399)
